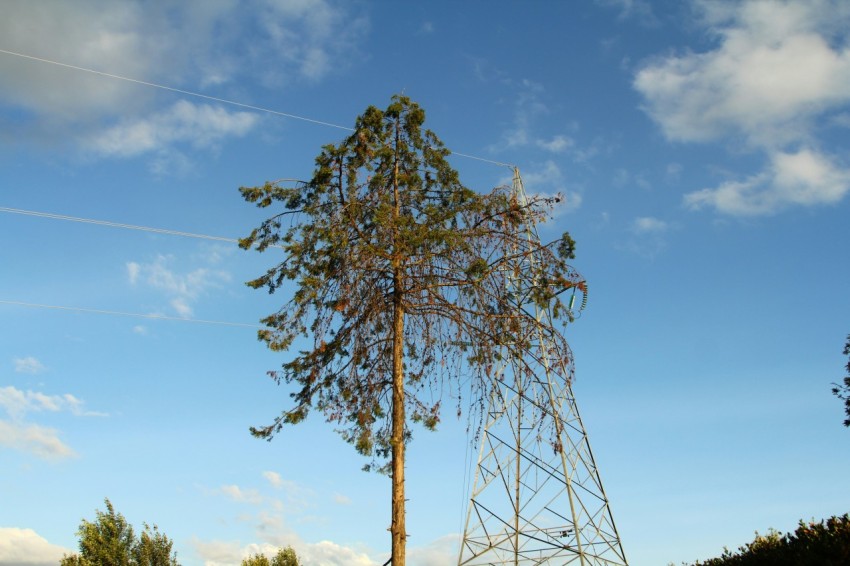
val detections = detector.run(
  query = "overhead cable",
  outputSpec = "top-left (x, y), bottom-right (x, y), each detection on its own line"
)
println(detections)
top-left (0, 48), bottom-right (513, 168)
top-left (0, 300), bottom-right (262, 329)
top-left (0, 48), bottom-right (350, 132)
top-left (0, 206), bottom-right (239, 244)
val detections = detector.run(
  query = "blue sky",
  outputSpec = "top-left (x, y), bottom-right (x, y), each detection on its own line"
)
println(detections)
top-left (1, 1), bottom-right (849, 565)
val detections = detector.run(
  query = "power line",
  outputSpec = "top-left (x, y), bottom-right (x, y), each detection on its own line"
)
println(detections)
top-left (0, 48), bottom-right (351, 132)
top-left (0, 299), bottom-right (262, 329)
top-left (0, 48), bottom-right (514, 168)
top-left (0, 206), bottom-right (240, 244)
top-left (0, 209), bottom-right (267, 328)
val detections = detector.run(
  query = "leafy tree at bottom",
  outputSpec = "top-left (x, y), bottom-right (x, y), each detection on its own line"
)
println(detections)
top-left (61, 499), bottom-right (179, 566)
top-left (676, 514), bottom-right (850, 566)
top-left (134, 523), bottom-right (179, 566)
top-left (241, 547), bottom-right (301, 566)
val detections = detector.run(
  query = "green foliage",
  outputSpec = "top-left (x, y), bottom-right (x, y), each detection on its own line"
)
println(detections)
top-left (241, 547), bottom-right (301, 566)
top-left (134, 523), bottom-right (178, 566)
top-left (832, 333), bottom-right (850, 427)
top-left (678, 514), bottom-right (850, 565)
top-left (61, 499), bottom-right (179, 566)
top-left (239, 94), bottom-right (583, 467)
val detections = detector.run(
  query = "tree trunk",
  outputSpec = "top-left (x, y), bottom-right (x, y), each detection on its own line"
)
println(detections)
top-left (389, 117), bottom-right (406, 565)
top-left (390, 277), bottom-right (406, 564)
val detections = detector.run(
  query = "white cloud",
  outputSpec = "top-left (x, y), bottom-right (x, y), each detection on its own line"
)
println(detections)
top-left (0, 527), bottom-right (71, 566)
top-left (256, 0), bottom-right (369, 83)
top-left (634, 0), bottom-right (850, 215)
top-left (193, 537), bottom-right (377, 566)
top-left (198, 471), bottom-right (377, 566)
top-left (301, 540), bottom-right (376, 566)
top-left (332, 493), bottom-right (352, 506)
top-left (126, 262), bottom-right (141, 284)
top-left (685, 148), bottom-right (850, 215)
top-left (635, 0), bottom-right (850, 147)
top-left (216, 485), bottom-right (265, 506)
top-left (535, 135), bottom-right (574, 153)
top-left (13, 357), bottom-right (45, 375)
top-left (491, 80), bottom-right (554, 151)
top-left (407, 534), bottom-right (460, 566)
top-left (597, 0), bottom-right (659, 26)
top-left (487, 80), bottom-right (603, 166)
top-left (0, 420), bottom-right (77, 460)
top-left (262, 471), bottom-right (284, 489)
top-left (514, 161), bottom-right (583, 215)
top-left (0, 1), bottom-right (161, 123)
top-left (632, 216), bottom-right (668, 234)
top-left (623, 216), bottom-right (673, 258)
top-left (170, 298), bottom-right (194, 319)
top-left (258, 474), bottom-right (314, 514)
top-left (0, 386), bottom-right (104, 459)
top-left (0, 386), bottom-right (107, 420)
top-left (666, 162), bottom-right (683, 181)
top-left (127, 253), bottom-right (231, 318)
top-left (87, 100), bottom-right (258, 158)
top-left (191, 537), bottom-right (244, 566)
top-left (0, 0), bottom-right (367, 156)
top-left (832, 112), bottom-right (850, 128)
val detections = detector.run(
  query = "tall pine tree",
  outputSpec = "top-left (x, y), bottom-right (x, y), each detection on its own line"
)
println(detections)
top-left (240, 95), bottom-right (581, 564)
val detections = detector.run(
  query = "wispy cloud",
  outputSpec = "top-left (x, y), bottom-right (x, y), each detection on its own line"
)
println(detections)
top-left (632, 216), bottom-right (668, 234)
top-left (536, 135), bottom-right (574, 153)
top-left (197, 472), bottom-right (376, 566)
top-left (260, 0), bottom-right (369, 82)
top-left (0, 420), bottom-right (77, 460)
top-left (634, 0), bottom-right (850, 215)
top-left (197, 471), bottom-right (462, 566)
top-left (0, 0), bottom-right (368, 160)
top-left (486, 79), bottom-right (610, 188)
top-left (597, 0), bottom-right (660, 26)
top-left (192, 537), bottom-right (377, 566)
top-left (406, 534), bottom-right (461, 566)
top-left (0, 386), bottom-right (105, 460)
top-left (216, 485), bottom-right (265, 506)
top-left (620, 215), bottom-right (674, 258)
top-left (0, 386), bottom-right (107, 420)
top-left (86, 100), bottom-right (258, 159)
top-left (126, 252), bottom-right (231, 318)
top-left (686, 148), bottom-right (850, 215)
top-left (490, 80), bottom-right (580, 156)
top-left (511, 161), bottom-right (583, 216)
top-left (333, 493), bottom-right (352, 506)
top-left (13, 357), bottom-right (46, 375)
top-left (0, 527), bottom-right (71, 565)
top-left (262, 470), bottom-right (284, 489)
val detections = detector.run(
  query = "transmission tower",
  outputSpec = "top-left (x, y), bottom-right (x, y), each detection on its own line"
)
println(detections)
top-left (458, 169), bottom-right (628, 566)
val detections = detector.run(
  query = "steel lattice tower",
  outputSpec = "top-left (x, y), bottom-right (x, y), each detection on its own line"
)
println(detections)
top-left (458, 169), bottom-right (628, 566)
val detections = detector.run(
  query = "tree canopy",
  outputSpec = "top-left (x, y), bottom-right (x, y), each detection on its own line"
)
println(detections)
top-left (239, 94), bottom-right (582, 564)
top-left (677, 514), bottom-right (850, 565)
top-left (61, 499), bottom-right (179, 566)
top-left (832, 333), bottom-right (850, 427)
top-left (241, 547), bottom-right (301, 566)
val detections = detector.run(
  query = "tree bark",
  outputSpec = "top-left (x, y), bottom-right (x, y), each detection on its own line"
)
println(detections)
top-left (389, 117), bottom-right (406, 565)
top-left (390, 274), bottom-right (406, 564)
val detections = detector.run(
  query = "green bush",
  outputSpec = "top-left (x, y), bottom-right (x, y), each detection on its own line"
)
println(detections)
top-left (679, 514), bottom-right (850, 566)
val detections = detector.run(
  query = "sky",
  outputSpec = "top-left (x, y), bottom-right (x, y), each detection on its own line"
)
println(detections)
top-left (1, 1), bottom-right (849, 565)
